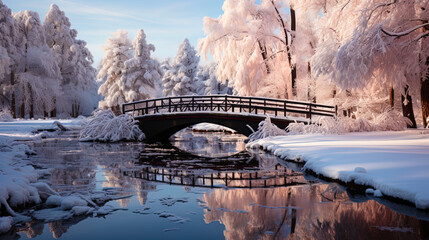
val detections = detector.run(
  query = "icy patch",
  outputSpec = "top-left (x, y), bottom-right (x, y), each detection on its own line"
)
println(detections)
top-left (32, 208), bottom-right (74, 222)
top-left (79, 109), bottom-right (144, 142)
top-left (0, 217), bottom-right (13, 234)
top-left (163, 228), bottom-right (180, 232)
top-left (133, 207), bottom-right (151, 214)
top-left (159, 197), bottom-right (188, 206)
top-left (154, 211), bottom-right (191, 224)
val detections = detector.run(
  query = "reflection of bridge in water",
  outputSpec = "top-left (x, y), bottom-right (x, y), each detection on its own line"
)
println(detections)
top-left (122, 164), bottom-right (308, 189)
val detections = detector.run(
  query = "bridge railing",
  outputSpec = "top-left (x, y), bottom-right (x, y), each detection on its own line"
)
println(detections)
top-left (122, 95), bottom-right (337, 121)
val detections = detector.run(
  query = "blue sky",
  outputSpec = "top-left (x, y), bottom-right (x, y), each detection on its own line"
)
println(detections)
top-left (4, 0), bottom-right (224, 66)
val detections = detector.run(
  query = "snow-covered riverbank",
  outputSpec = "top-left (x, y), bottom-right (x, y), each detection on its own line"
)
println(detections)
top-left (247, 130), bottom-right (429, 210)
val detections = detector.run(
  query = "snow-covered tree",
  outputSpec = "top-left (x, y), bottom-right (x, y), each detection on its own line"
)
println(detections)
top-left (0, 0), bottom-right (23, 117)
top-left (44, 4), bottom-right (98, 117)
top-left (162, 39), bottom-right (200, 96)
top-left (198, 0), bottom-right (295, 98)
top-left (311, 0), bottom-right (429, 127)
top-left (13, 10), bottom-right (61, 118)
top-left (97, 30), bottom-right (133, 114)
top-left (195, 63), bottom-right (232, 95)
top-left (121, 29), bottom-right (162, 102)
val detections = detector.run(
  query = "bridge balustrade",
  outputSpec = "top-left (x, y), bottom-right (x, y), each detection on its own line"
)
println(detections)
top-left (123, 95), bottom-right (337, 121)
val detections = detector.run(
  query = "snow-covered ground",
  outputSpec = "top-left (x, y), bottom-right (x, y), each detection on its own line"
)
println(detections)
top-left (0, 118), bottom-right (121, 234)
top-left (247, 129), bottom-right (429, 209)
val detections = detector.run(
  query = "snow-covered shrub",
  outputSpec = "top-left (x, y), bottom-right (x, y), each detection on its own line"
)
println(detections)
top-left (79, 109), bottom-right (144, 142)
top-left (248, 115), bottom-right (287, 142)
top-left (287, 110), bottom-right (410, 135)
top-left (0, 108), bottom-right (13, 122)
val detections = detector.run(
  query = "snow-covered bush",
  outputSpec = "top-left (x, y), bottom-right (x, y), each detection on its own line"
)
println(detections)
top-left (79, 109), bottom-right (144, 142)
top-left (248, 115), bottom-right (287, 142)
top-left (287, 110), bottom-right (411, 135)
top-left (0, 107), bottom-right (13, 122)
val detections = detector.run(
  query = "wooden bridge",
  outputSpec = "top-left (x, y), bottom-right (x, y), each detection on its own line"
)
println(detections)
top-left (122, 95), bottom-right (337, 141)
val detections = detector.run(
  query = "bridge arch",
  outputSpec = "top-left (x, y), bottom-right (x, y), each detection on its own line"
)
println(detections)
top-left (136, 112), bottom-right (292, 141)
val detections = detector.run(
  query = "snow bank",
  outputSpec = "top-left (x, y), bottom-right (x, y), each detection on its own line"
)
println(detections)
top-left (287, 110), bottom-right (410, 135)
top-left (247, 130), bottom-right (429, 209)
top-left (248, 115), bottom-right (287, 142)
top-left (79, 109), bottom-right (145, 142)
top-left (0, 119), bottom-right (83, 217)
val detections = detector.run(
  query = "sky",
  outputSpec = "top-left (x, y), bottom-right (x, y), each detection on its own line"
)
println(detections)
top-left (3, 0), bottom-right (224, 66)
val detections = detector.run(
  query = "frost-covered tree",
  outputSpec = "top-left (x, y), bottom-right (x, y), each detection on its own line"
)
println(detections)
top-left (162, 39), bottom-right (200, 96)
top-left (195, 63), bottom-right (232, 95)
top-left (97, 30), bottom-right (133, 114)
top-left (13, 10), bottom-right (61, 118)
top-left (121, 29), bottom-right (162, 102)
top-left (44, 4), bottom-right (98, 117)
top-left (0, 0), bottom-right (23, 117)
top-left (198, 0), bottom-right (296, 98)
top-left (311, 0), bottom-right (429, 127)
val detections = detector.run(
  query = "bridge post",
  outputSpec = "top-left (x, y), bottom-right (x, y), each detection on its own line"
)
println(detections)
top-left (249, 97), bottom-right (252, 113)
top-left (225, 95), bottom-right (227, 112)
top-left (192, 96), bottom-right (195, 111)
top-left (169, 98), bottom-right (171, 112)
top-left (284, 102), bottom-right (287, 117)
top-left (309, 104), bottom-right (312, 122)
top-left (210, 96), bottom-right (213, 111)
top-left (264, 99), bottom-right (266, 114)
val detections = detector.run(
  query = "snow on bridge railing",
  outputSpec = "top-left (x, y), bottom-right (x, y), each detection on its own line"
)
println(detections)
top-left (122, 95), bottom-right (337, 121)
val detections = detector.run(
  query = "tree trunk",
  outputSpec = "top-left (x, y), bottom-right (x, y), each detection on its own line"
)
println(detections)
top-left (20, 102), bottom-right (25, 118)
top-left (257, 40), bottom-right (270, 74)
top-left (10, 71), bottom-right (15, 118)
top-left (421, 80), bottom-right (429, 127)
top-left (401, 86), bottom-right (417, 128)
top-left (29, 84), bottom-right (34, 119)
top-left (290, 6), bottom-right (296, 97)
top-left (51, 97), bottom-right (56, 118)
top-left (270, 0), bottom-right (295, 98)
top-left (389, 87), bottom-right (394, 108)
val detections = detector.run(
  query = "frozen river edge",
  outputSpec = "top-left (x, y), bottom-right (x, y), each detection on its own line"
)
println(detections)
top-left (247, 129), bottom-right (429, 210)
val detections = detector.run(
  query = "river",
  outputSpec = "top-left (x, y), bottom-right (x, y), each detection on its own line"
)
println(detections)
top-left (2, 128), bottom-right (429, 240)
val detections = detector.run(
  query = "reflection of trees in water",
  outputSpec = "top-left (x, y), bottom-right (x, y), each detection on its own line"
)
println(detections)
top-left (172, 130), bottom-right (246, 158)
top-left (203, 184), bottom-right (429, 240)
top-left (19, 216), bottom-right (88, 239)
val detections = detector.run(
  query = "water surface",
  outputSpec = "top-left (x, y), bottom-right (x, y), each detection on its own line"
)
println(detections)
top-left (2, 128), bottom-right (429, 240)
